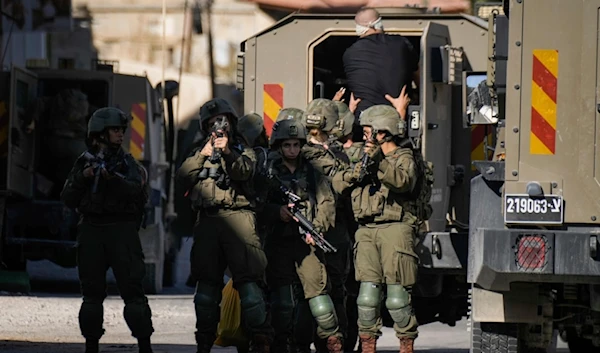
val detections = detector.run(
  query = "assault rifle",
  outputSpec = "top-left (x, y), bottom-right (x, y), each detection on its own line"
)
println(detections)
top-left (82, 150), bottom-right (126, 193)
top-left (354, 152), bottom-right (370, 183)
top-left (209, 116), bottom-right (229, 163)
top-left (269, 174), bottom-right (338, 253)
top-left (354, 134), bottom-right (378, 183)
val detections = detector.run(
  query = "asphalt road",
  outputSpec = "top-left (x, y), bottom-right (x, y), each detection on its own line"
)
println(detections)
top-left (0, 238), bottom-right (571, 353)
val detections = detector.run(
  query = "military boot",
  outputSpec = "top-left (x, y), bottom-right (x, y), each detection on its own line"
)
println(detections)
top-left (359, 334), bottom-right (377, 353)
top-left (399, 337), bottom-right (414, 353)
top-left (195, 333), bottom-right (214, 353)
top-left (248, 334), bottom-right (271, 353)
top-left (326, 335), bottom-right (343, 353)
top-left (295, 344), bottom-right (312, 353)
top-left (85, 339), bottom-right (99, 353)
top-left (137, 337), bottom-right (153, 353)
top-left (272, 335), bottom-right (293, 353)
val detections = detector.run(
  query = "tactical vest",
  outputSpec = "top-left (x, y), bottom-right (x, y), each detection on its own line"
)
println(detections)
top-left (350, 148), bottom-right (417, 224)
top-left (327, 142), bottom-right (353, 218)
top-left (345, 142), bottom-right (365, 165)
top-left (268, 157), bottom-right (319, 236)
top-left (189, 143), bottom-right (253, 211)
top-left (77, 150), bottom-right (145, 218)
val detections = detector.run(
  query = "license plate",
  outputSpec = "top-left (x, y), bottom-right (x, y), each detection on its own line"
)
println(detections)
top-left (504, 194), bottom-right (563, 224)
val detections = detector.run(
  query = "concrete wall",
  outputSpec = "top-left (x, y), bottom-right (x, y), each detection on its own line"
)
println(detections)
top-left (71, 0), bottom-right (277, 126)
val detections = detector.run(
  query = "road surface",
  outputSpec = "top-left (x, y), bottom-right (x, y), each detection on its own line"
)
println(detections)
top-left (0, 239), bottom-right (571, 353)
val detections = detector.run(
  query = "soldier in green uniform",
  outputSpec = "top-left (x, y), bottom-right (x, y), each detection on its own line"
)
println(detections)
top-left (332, 100), bottom-right (364, 166)
top-left (176, 98), bottom-right (272, 353)
top-left (332, 104), bottom-right (420, 353)
top-left (239, 113), bottom-right (269, 149)
top-left (60, 107), bottom-right (153, 353)
top-left (276, 107), bottom-right (304, 122)
top-left (332, 99), bottom-right (364, 352)
top-left (299, 99), bottom-right (352, 352)
top-left (263, 118), bottom-right (343, 353)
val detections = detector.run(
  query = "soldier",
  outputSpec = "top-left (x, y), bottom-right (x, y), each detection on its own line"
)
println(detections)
top-left (238, 112), bottom-right (269, 148)
top-left (332, 105), bottom-right (421, 353)
top-left (237, 112), bottom-right (272, 248)
top-left (297, 99), bottom-right (352, 352)
top-left (263, 118), bottom-right (343, 353)
top-left (176, 98), bottom-right (272, 353)
top-left (331, 99), bottom-right (364, 352)
top-left (332, 100), bottom-right (364, 165)
top-left (276, 107), bottom-right (305, 122)
top-left (60, 107), bottom-right (153, 353)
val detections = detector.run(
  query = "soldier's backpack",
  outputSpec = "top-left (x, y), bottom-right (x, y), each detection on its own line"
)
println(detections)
top-left (411, 150), bottom-right (435, 223)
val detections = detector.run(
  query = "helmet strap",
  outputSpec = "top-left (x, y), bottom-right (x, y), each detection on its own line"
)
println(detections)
top-left (381, 134), bottom-right (394, 143)
top-left (102, 129), bottom-right (122, 149)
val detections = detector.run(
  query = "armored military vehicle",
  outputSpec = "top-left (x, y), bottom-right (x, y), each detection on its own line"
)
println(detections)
top-left (0, 63), bottom-right (180, 294)
top-left (238, 4), bottom-right (491, 336)
top-left (466, 0), bottom-right (600, 351)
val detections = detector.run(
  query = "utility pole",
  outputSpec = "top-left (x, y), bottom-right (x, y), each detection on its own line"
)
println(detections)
top-left (204, 0), bottom-right (216, 98)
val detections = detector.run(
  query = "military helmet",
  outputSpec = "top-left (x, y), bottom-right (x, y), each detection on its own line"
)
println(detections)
top-left (269, 118), bottom-right (307, 147)
top-left (332, 101), bottom-right (355, 137)
top-left (87, 107), bottom-right (129, 137)
top-left (237, 113), bottom-right (264, 146)
top-left (359, 105), bottom-right (406, 136)
top-left (275, 107), bottom-right (304, 122)
top-left (302, 98), bottom-right (338, 133)
top-left (199, 98), bottom-right (238, 127)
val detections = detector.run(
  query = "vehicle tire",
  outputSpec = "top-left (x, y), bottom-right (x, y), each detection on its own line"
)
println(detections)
top-left (471, 321), bottom-right (519, 353)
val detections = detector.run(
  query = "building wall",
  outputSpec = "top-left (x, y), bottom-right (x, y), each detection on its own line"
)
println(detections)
top-left (71, 0), bottom-right (277, 125)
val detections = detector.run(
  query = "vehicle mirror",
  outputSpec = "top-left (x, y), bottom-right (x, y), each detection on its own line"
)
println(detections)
top-left (463, 71), bottom-right (498, 126)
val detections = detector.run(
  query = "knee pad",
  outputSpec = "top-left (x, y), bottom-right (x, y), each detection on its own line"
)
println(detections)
top-left (308, 295), bottom-right (339, 332)
top-left (238, 282), bottom-right (268, 328)
top-left (270, 285), bottom-right (295, 330)
top-left (385, 284), bottom-right (412, 328)
top-left (79, 299), bottom-right (105, 339)
top-left (356, 282), bottom-right (382, 327)
top-left (123, 299), bottom-right (154, 338)
top-left (193, 282), bottom-right (222, 325)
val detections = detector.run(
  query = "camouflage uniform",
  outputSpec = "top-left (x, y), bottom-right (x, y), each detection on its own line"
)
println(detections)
top-left (238, 112), bottom-right (271, 245)
top-left (333, 100), bottom-right (365, 352)
top-left (300, 99), bottom-right (353, 352)
top-left (263, 118), bottom-right (343, 353)
top-left (332, 105), bottom-right (420, 353)
top-left (176, 98), bottom-right (272, 353)
top-left (60, 107), bottom-right (153, 353)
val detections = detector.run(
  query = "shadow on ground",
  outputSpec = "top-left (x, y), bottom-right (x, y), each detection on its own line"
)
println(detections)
top-left (0, 341), bottom-right (473, 353)
top-left (0, 340), bottom-right (572, 353)
top-left (1, 341), bottom-right (197, 353)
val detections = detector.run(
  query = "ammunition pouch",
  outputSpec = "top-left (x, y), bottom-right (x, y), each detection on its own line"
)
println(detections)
top-left (191, 164), bottom-right (250, 210)
top-left (350, 186), bottom-right (403, 223)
